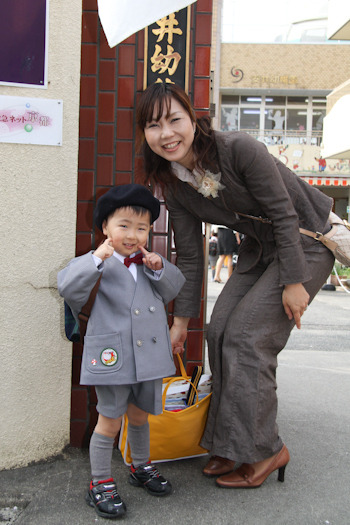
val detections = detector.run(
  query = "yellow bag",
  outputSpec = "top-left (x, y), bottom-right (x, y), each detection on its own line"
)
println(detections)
top-left (118, 355), bottom-right (211, 465)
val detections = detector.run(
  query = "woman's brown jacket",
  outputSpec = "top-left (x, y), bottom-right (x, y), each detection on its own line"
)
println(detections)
top-left (164, 131), bottom-right (333, 318)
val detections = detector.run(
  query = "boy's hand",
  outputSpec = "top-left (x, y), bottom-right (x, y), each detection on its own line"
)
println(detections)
top-left (94, 238), bottom-right (114, 261)
top-left (138, 245), bottom-right (163, 271)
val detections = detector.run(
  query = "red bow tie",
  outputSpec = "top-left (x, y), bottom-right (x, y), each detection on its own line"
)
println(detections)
top-left (124, 252), bottom-right (144, 268)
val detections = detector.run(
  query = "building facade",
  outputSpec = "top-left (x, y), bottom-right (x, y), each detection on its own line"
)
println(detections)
top-left (216, 36), bottom-right (350, 219)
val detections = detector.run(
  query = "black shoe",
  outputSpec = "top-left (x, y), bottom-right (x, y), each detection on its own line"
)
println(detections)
top-left (129, 463), bottom-right (172, 496)
top-left (85, 478), bottom-right (126, 519)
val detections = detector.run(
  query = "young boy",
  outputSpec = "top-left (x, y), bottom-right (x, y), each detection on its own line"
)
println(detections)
top-left (58, 184), bottom-right (185, 520)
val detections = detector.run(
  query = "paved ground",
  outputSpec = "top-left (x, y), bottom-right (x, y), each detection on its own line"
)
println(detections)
top-left (1, 268), bottom-right (350, 525)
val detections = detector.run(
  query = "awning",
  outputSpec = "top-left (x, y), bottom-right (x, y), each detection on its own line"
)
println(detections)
top-left (321, 94), bottom-right (350, 159)
top-left (299, 175), bottom-right (350, 186)
top-left (329, 20), bottom-right (350, 40)
top-left (97, 0), bottom-right (197, 48)
top-left (327, 0), bottom-right (350, 40)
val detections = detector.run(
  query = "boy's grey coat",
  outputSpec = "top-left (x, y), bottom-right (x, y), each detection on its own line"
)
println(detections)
top-left (58, 253), bottom-right (185, 385)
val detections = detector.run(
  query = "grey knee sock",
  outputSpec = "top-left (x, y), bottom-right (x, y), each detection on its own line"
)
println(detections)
top-left (127, 422), bottom-right (150, 467)
top-left (89, 431), bottom-right (115, 481)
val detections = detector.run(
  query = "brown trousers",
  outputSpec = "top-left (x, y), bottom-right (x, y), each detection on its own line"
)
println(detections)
top-left (201, 237), bottom-right (334, 463)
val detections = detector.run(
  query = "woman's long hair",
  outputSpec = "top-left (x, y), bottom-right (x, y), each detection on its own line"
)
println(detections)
top-left (136, 83), bottom-right (218, 187)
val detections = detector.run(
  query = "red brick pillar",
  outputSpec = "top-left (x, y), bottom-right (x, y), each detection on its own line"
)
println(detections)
top-left (71, 0), bottom-right (213, 447)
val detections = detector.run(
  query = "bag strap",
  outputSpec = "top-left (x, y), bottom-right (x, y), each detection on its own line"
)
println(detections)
top-left (78, 275), bottom-right (102, 342)
top-left (299, 227), bottom-right (338, 252)
top-left (234, 207), bottom-right (343, 251)
top-left (233, 205), bottom-right (350, 263)
top-left (176, 353), bottom-right (188, 378)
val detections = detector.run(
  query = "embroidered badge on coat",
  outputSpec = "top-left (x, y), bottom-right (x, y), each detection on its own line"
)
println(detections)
top-left (100, 348), bottom-right (118, 366)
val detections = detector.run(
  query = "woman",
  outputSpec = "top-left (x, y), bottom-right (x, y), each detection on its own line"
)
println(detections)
top-left (136, 83), bottom-right (334, 488)
top-left (213, 227), bottom-right (240, 283)
top-left (208, 229), bottom-right (219, 282)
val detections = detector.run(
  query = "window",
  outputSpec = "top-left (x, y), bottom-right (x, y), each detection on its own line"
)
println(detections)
top-left (265, 96), bottom-right (285, 106)
top-left (266, 110), bottom-right (285, 130)
top-left (221, 106), bottom-right (239, 131)
top-left (312, 109), bottom-right (325, 131)
top-left (287, 109), bottom-right (307, 131)
top-left (240, 108), bottom-right (260, 131)
top-left (220, 95), bottom-right (326, 145)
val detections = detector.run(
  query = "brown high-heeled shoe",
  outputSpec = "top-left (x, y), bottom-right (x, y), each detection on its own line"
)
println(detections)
top-left (202, 456), bottom-right (235, 477)
top-left (216, 444), bottom-right (290, 488)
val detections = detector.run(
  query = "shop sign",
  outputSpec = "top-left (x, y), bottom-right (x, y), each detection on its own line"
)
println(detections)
top-left (144, 7), bottom-right (191, 91)
top-left (251, 75), bottom-right (299, 86)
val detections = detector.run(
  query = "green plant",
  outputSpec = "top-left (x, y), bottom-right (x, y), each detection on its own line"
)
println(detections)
top-left (332, 262), bottom-right (350, 277)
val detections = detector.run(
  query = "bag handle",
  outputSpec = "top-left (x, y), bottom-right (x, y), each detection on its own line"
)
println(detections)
top-left (161, 376), bottom-right (200, 409)
top-left (176, 353), bottom-right (188, 378)
top-left (162, 354), bottom-right (199, 409)
top-left (78, 275), bottom-right (102, 342)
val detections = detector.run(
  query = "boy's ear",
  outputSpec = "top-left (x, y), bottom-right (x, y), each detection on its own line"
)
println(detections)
top-left (102, 220), bottom-right (107, 235)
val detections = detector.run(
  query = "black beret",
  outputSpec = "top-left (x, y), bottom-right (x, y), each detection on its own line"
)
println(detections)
top-left (94, 184), bottom-right (160, 231)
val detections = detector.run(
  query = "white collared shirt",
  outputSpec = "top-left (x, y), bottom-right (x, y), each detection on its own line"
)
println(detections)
top-left (92, 251), bottom-right (162, 281)
top-left (171, 161), bottom-right (201, 188)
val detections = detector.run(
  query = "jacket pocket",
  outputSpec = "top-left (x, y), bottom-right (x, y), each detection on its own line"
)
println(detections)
top-left (83, 332), bottom-right (123, 374)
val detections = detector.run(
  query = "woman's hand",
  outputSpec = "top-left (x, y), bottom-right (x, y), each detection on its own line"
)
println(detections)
top-left (282, 283), bottom-right (310, 329)
top-left (170, 316), bottom-right (190, 355)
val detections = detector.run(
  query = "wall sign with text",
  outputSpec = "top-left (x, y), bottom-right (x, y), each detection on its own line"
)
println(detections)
top-left (0, 95), bottom-right (63, 146)
top-left (144, 7), bottom-right (191, 92)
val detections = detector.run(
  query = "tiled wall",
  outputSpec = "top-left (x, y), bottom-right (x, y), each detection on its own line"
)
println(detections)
top-left (220, 43), bottom-right (350, 91)
top-left (71, 0), bottom-right (213, 447)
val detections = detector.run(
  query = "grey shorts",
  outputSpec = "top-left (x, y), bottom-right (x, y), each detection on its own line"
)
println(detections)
top-left (95, 379), bottom-right (163, 419)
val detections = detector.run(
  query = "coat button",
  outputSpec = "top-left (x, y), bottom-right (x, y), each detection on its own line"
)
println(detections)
top-left (149, 306), bottom-right (156, 312)
top-left (152, 337), bottom-right (157, 343)
top-left (134, 309), bottom-right (140, 315)
top-left (136, 340), bottom-right (143, 347)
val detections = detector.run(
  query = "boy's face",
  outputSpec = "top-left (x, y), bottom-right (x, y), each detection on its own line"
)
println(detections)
top-left (102, 207), bottom-right (151, 257)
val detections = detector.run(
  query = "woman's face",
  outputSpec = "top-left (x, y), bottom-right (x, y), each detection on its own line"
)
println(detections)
top-left (144, 97), bottom-right (196, 170)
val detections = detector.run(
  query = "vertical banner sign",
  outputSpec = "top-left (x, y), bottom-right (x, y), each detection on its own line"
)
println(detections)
top-left (0, 0), bottom-right (48, 88)
top-left (144, 7), bottom-right (191, 92)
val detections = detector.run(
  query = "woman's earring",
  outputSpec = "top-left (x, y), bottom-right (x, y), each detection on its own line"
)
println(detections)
top-left (193, 123), bottom-right (196, 134)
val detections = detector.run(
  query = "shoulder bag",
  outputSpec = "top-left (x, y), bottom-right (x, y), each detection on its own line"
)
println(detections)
top-left (299, 211), bottom-right (350, 267)
top-left (64, 275), bottom-right (102, 343)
